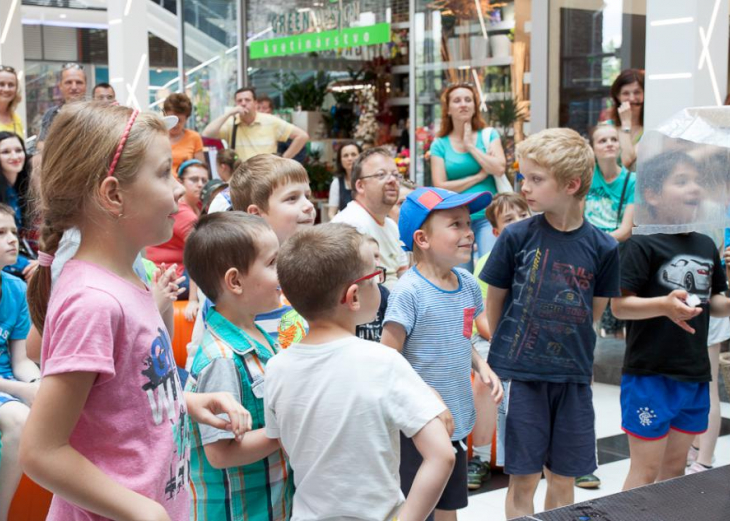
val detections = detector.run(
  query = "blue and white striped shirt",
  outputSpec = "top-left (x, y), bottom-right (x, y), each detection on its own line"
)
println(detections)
top-left (384, 267), bottom-right (483, 441)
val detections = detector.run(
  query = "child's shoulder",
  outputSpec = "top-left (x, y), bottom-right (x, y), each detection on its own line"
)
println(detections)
top-left (1, 271), bottom-right (26, 294)
top-left (454, 268), bottom-right (481, 291)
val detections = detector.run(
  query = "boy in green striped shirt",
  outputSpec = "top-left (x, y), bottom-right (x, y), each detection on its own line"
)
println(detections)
top-left (184, 212), bottom-right (294, 521)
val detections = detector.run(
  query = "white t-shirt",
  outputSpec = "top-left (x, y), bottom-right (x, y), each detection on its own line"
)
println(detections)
top-left (327, 177), bottom-right (341, 209)
top-left (264, 337), bottom-right (444, 521)
top-left (331, 201), bottom-right (407, 290)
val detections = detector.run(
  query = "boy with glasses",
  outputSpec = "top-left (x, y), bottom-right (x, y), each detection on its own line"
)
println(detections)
top-left (332, 147), bottom-right (409, 290)
top-left (266, 223), bottom-right (455, 520)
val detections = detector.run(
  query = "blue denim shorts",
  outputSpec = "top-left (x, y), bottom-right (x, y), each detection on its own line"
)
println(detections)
top-left (504, 380), bottom-right (596, 477)
top-left (621, 374), bottom-right (709, 440)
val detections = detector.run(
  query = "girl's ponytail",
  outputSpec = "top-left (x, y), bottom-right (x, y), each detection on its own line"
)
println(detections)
top-left (27, 222), bottom-right (63, 333)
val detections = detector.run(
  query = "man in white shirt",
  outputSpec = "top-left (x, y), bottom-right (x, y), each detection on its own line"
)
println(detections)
top-left (332, 147), bottom-right (409, 290)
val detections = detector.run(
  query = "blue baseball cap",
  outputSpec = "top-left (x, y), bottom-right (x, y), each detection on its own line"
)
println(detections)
top-left (399, 187), bottom-right (493, 252)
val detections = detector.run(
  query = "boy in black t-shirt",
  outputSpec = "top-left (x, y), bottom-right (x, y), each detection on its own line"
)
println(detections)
top-left (612, 151), bottom-right (730, 491)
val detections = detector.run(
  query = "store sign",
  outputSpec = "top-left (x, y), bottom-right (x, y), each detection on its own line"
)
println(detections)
top-left (270, 1), bottom-right (361, 36)
top-left (250, 23), bottom-right (391, 60)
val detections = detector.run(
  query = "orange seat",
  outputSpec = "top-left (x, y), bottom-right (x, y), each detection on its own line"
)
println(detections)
top-left (172, 300), bottom-right (195, 368)
top-left (9, 475), bottom-right (53, 521)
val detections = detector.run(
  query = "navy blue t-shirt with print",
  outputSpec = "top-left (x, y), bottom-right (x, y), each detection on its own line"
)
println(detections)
top-left (480, 214), bottom-right (621, 384)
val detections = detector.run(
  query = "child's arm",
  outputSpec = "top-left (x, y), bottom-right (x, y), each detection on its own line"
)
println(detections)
top-left (204, 429), bottom-right (281, 469)
top-left (151, 263), bottom-right (185, 337)
top-left (709, 293), bottom-right (730, 317)
top-left (612, 289), bottom-right (702, 334)
top-left (474, 308), bottom-right (491, 340)
top-left (486, 286), bottom-right (508, 335)
top-left (381, 322), bottom-right (406, 353)
top-left (20, 372), bottom-right (171, 521)
top-left (471, 346), bottom-right (503, 404)
top-left (26, 324), bottom-right (42, 364)
top-left (184, 391), bottom-right (252, 441)
top-left (398, 418), bottom-right (455, 521)
top-left (184, 281), bottom-right (200, 322)
top-left (472, 373), bottom-right (498, 447)
top-left (10, 338), bottom-right (40, 382)
top-left (593, 297), bottom-right (609, 323)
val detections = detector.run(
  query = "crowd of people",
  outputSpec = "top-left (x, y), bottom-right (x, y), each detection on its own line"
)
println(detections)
top-left (0, 60), bottom-right (726, 521)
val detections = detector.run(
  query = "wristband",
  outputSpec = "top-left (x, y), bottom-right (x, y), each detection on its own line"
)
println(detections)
top-left (621, 127), bottom-right (631, 134)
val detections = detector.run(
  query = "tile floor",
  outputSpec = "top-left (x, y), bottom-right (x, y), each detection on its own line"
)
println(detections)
top-left (458, 383), bottom-right (730, 520)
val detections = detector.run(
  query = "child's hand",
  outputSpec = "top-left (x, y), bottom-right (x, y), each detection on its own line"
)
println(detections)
top-left (152, 263), bottom-right (185, 313)
top-left (664, 289), bottom-right (703, 334)
top-left (16, 380), bottom-right (40, 406)
top-left (185, 391), bottom-right (253, 441)
top-left (477, 365), bottom-right (503, 404)
top-left (184, 300), bottom-right (200, 323)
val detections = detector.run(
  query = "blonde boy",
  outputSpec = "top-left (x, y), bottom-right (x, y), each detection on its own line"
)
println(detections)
top-left (480, 128), bottom-right (620, 517)
top-left (266, 223), bottom-right (455, 520)
top-left (185, 212), bottom-right (294, 520)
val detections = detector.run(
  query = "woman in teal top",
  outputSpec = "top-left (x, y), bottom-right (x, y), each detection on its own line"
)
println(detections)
top-left (585, 124), bottom-right (635, 242)
top-left (430, 83), bottom-right (506, 269)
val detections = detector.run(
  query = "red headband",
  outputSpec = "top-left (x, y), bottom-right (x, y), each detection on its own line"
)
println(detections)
top-left (107, 109), bottom-right (140, 178)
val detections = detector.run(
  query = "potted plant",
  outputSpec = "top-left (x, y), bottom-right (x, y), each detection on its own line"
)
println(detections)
top-left (273, 71), bottom-right (329, 136)
top-left (486, 96), bottom-right (526, 181)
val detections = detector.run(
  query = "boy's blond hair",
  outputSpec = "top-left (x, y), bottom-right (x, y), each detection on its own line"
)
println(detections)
top-left (229, 154), bottom-right (309, 212)
top-left (485, 193), bottom-right (530, 229)
top-left (516, 128), bottom-right (595, 199)
top-left (278, 223), bottom-right (367, 321)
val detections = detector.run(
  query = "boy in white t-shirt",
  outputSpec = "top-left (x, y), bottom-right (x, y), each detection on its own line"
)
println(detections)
top-left (266, 223), bottom-right (455, 521)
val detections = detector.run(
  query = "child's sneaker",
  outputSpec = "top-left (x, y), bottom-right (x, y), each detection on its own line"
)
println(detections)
top-left (686, 445), bottom-right (699, 466)
top-left (467, 456), bottom-right (491, 490)
top-left (686, 461), bottom-right (711, 475)
top-left (575, 473), bottom-right (601, 489)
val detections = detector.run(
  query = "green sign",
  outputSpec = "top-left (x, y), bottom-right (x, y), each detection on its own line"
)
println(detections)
top-left (250, 23), bottom-right (391, 60)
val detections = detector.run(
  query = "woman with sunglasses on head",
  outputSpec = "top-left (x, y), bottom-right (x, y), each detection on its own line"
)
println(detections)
top-left (0, 132), bottom-right (37, 279)
top-left (164, 93), bottom-right (205, 176)
top-left (431, 83), bottom-right (507, 269)
top-left (0, 66), bottom-right (23, 137)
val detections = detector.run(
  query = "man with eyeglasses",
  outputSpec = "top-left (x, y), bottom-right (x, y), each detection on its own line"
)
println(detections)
top-left (332, 147), bottom-right (408, 290)
top-left (38, 63), bottom-right (87, 147)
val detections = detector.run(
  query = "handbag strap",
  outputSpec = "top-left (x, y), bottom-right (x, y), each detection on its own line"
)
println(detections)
top-left (231, 118), bottom-right (238, 150)
top-left (615, 171), bottom-right (632, 228)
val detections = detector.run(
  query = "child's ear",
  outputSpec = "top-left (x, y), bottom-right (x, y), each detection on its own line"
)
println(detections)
top-left (565, 177), bottom-right (582, 196)
top-left (492, 228), bottom-right (500, 238)
top-left (223, 267), bottom-right (244, 295)
top-left (247, 204), bottom-right (262, 216)
top-left (643, 189), bottom-right (661, 208)
top-left (412, 230), bottom-right (429, 250)
top-left (343, 283), bottom-right (362, 311)
top-left (98, 176), bottom-right (124, 218)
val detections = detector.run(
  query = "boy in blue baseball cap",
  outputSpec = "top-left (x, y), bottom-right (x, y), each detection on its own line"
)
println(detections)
top-left (382, 186), bottom-right (503, 520)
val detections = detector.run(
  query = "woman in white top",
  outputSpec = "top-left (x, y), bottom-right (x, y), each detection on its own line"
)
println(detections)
top-left (327, 141), bottom-right (362, 220)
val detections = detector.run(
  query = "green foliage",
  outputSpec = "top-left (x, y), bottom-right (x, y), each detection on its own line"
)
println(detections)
top-left (272, 71), bottom-right (329, 111)
top-left (486, 97), bottom-right (526, 136)
top-left (303, 149), bottom-right (333, 194)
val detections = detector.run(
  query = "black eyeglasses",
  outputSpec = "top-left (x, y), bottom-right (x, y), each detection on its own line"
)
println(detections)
top-left (61, 62), bottom-right (84, 71)
top-left (0, 65), bottom-right (16, 73)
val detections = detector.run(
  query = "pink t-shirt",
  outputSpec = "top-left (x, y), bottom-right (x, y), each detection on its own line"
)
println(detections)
top-left (41, 260), bottom-right (190, 520)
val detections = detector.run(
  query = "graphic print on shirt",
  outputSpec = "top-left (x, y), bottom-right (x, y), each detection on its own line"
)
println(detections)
top-left (658, 254), bottom-right (713, 301)
top-left (495, 247), bottom-right (593, 370)
top-left (141, 327), bottom-right (190, 500)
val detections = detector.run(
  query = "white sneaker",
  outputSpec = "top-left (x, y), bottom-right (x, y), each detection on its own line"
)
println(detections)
top-left (686, 445), bottom-right (699, 466)
top-left (686, 461), bottom-right (711, 475)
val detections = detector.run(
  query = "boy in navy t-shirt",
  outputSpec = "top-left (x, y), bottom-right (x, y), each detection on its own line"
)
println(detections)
top-left (481, 129), bottom-right (620, 518)
top-left (0, 204), bottom-right (40, 520)
top-left (382, 187), bottom-right (503, 520)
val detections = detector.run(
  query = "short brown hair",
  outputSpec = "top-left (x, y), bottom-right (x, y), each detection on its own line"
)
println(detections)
top-left (484, 193), bottom-right (530, 228)
top-left (516, 128), bottom-right (595, 199)
top-left (350, 146), bottom-right (393, 187)
top-left (0, 203), bottom-right (15, 220)
top-left (229, 154), bottom-right (309, 212)
top-left (278, 223), bottom-right (367, 320)
top-left (163, 92), bottom-right (193, 117)
top-left (184, 212), bottom-right (271, 303)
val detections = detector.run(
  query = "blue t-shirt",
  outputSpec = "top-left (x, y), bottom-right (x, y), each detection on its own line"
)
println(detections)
top-left (480, 214), bottom-right (621, 384)
top-left (0, 272), bottom-right (31, 378)
top-left (431, 129), bottom-right (500, 220)
top-left (384, 267), bottom-right (483, 441)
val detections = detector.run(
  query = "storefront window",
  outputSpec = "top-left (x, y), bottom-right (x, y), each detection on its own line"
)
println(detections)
top-left (549, 0), bottom-right (646, 134)
top-left (412, 0), bottom-right (529, 184)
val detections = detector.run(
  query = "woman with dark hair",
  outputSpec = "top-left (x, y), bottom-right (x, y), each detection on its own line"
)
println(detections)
top-left (327, 141), bottom-right (362, 220)
top-left (163, 92), bottom-right (205, 174)
top-left (607, 69), bottom-right (644, 171)
top-left (0, 132), bottom-right (36, 278)
top-left (0, 66), bottom-right (23, 136)
top-left (430, 83), bottom-right (507, 266)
